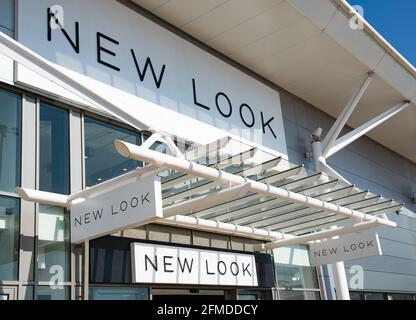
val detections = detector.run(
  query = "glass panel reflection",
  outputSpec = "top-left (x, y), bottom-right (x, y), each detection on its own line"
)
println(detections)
top-left (39, 103), bottom-right (70, 195)
top-left (237, 290), bottom-right (273, 300)
top-left (279, 290), bottom-right (320, 300)
top-left (84, 117), bottom-right (141, 187)
top-left (37, 205), bottom-right (70, 282)
top-left (36, 286), bottom-right (70, 300)
top-left (0, 196), bottom-right (19, 280)
top-left (273, 245), bottom-right (319, 289)
top-left (0, 89), bottom-right (21, 193)
top-left (0, 294), bottom-right (9, 300)
top-left (364, 292), bottom-right (386, 300)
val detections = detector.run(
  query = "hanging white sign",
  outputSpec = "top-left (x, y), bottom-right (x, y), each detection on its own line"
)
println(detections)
top-left (70, 175), bottom-right (163, 243)
top-left (131, 242), bottom-right (258, 287)
top-left (309, 232), bottom-right (382, 266)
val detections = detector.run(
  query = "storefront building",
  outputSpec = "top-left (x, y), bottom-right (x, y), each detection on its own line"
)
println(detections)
top-left (0, 0), bottom-right (415, 300)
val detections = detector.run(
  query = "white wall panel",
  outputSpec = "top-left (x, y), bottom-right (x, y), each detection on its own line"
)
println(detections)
top-left (0, 52), bottom-right (14, 84)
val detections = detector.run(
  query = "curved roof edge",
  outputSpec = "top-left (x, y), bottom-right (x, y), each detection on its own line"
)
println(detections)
top-left (334, 0), bottom-right (416, 78)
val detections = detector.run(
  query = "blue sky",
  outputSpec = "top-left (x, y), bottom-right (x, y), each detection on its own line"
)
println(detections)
top-left (347, 0), bottom-right (416, 67)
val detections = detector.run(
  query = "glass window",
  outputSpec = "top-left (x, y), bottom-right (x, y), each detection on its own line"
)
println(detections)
top-left (36, 286), bottom-right (70, 300)
top-left (0, 294), bottom-right (9, 300)
top-left (279, 290), bottom-right (320, 300)
top-left (89, 287), bottom-right (149, 300)
top-left (37, 205), bottom-right (70, 282)
top-left (84, 117), bottom-right (141, 187)
top-left (388, 293), bottom-right (414, 300)
top-left (0, 196), bottom-right (19, 280)
top-left (364, 292), bottom-right (387, 300)
top-left (39, 103), bottom-right (70, 195)
top-left (273, 245), bottom-right (319, 289)
top-left (237, 290), bottom-right (273, 300)
top-left (0, 89), bottom-right (21, 193)
top-left (349, 291), bottom-right (364, 300)
top-left (0, 0), bottom-right (14, 37)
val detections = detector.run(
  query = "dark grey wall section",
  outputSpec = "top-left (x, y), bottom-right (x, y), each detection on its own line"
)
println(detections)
top-left (0, 0), bottom-right (14, 37)
top-left (279, 90), bottom-right (416, 293)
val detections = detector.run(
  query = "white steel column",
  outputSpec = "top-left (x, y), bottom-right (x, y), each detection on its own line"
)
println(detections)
top-left (312, 140), bottom-right (351, 300)
top-left (312, 140), bottom-right (350, 183)
top-left (321, 72), bottom-right (373, 156)
top-left (331, 259), bottom-right (350, 300)
top-left (327, 227), bottom-right (351, 301)
top-left (324, 101), bottom-right (411, 158)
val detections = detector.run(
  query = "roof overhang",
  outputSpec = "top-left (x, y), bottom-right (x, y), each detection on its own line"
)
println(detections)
top-left (129, 0), bottom-right (416, 162)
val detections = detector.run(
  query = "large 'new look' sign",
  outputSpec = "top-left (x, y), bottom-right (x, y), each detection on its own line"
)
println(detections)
top-left (131, 243), bottom-right (258, 287)
top-left (70, 175), bottom-right (163, 243)
top-left (17, 0), bottom-right (287, 155)
top-left (309, 232), bottom-right (382, 266)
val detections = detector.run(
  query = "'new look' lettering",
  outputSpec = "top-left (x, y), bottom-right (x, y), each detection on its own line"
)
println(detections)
top-left (132, 243), bottom-right (258, 286)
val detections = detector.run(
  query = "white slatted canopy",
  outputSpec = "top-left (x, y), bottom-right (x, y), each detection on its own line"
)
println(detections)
top-left (125, 135), bottom-right (402, 239)
top-left (16, 132), bottom-right (402, 249)
top-left (88, 133), bottom-right (400, 251)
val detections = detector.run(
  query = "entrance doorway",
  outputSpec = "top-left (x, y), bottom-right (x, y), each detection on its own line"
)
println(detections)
top-left (151, 289), bottom-right (227, 301)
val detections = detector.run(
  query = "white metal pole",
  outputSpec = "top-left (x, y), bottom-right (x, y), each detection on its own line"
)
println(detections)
top-left (312, 142), bottom-right (351, 300)
top-left (321, 72), bottom-right (373, 156)
top-left (325, 101), bottom-right (411, 158)
top-left (331, 259), bottom-right (351, 300)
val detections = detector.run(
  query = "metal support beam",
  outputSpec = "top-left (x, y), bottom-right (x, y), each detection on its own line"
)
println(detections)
top-left (312, 140), bottom-right (350, 184)
top-left (322, 72), bottom-right (374, 156)
top-left (331, 259), bottom-right (350, 300)
top-left (16, 188), bottom-right (69, 207)
top-left (16, 165), bottom-right (162, 207)
top-left (325, 101), bottom-right (411, 158)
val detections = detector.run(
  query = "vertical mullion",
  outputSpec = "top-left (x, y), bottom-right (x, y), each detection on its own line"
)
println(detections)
top-left (80, 112), bottom-right (89, 300)
top-left (66, 109), bottom-right (83, 300)
top-left (18, 94), bottom-right (37, 300)
top-left (69, 109), bottom-right (83, 300)
top-left (33, 97), bottom-right (40, 299)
